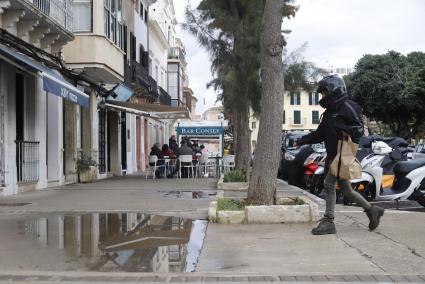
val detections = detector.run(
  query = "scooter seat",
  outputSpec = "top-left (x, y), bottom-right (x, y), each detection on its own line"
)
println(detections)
top-left (393, 158), bottom-right (425, 175)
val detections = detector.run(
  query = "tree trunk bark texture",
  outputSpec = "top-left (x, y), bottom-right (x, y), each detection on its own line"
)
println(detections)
top-left (247, 0), bottom-right (285, 205)
top-left (234, 105), bottom-right (251, 176)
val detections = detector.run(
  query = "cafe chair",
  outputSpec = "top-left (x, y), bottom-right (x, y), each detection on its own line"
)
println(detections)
top-left (146, 155), bottom-right (166, 179)
top-left (178, 155), bottom-right (195, 179)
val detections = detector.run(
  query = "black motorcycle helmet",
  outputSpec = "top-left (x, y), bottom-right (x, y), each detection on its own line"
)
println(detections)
top-left (316, 74), bottom-right (347, 96)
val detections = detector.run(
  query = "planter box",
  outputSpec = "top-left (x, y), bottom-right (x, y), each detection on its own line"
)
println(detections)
top-left (217, 210), bottom-right (245, 224)
top-left (208, 195), bottom-right (319, 224)
top-left (79, 166), bottom-right (97, 183)
top-left (217, 175), bottom-right (248, 191)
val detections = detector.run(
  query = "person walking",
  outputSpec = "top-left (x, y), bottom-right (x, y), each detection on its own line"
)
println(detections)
top-left (297, 75), bottom-right (384, 235)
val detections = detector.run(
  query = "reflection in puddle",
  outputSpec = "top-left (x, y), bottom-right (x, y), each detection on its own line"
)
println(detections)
top-left (0, 213), bottom-right (207, 272)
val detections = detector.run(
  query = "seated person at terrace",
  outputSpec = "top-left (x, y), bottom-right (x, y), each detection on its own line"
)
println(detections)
top-left (149, 143), bottom-right (165, 178)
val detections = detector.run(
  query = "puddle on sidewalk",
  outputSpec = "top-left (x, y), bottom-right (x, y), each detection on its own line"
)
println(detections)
top-left (163, 190), bottom-right (216, 199)
top-left (0, 212), bottom-right (207, 273)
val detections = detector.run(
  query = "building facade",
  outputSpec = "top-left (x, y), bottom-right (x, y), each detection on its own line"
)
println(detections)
top-left (0, 0), bottom-right (89, 195)
top-left (250, 90), bottom-right (324, 151)
top-left (0, 0), bottom-right (194, 196)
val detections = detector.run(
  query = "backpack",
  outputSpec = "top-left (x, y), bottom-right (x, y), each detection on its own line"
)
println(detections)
top-left (335, 100), bottom-right (365, 140)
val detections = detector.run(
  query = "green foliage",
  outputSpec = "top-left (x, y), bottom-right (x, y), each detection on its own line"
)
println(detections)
top-left (346, 51), bottom-right (425, 139)
top-left (77, 154), bottom-right (97, 172)
top-left (217, 198), bottom-right (245, 211)
top-left (283, 43), bottom-right (328, 93)
top-left (223, 170), bottom-right (246, 182)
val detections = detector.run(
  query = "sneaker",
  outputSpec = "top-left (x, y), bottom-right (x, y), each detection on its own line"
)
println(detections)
top-left (365, 205), bottom-right (385, 231)
top-left (311, 217), bottom-right (337, 235)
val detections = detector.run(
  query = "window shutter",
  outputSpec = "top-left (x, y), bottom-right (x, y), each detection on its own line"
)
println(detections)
top-left (296, 92), bottom-right (301, 105)
top-left (290, 93), bottom-right (294, 105)
top-left (309, 93), bottom-right (312, 105)
top-left (315, 92), bottom-right (320, 105)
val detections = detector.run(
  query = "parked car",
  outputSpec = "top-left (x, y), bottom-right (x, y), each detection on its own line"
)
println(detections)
top-left (278, 130), bottom-right (316, 185)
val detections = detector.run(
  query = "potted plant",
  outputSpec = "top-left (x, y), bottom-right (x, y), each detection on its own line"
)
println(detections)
top-left (77, 154), bottom-right (97, 183)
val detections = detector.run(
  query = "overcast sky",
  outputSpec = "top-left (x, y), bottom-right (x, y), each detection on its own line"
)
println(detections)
top-left (173, 0), bottom-right (425, 114)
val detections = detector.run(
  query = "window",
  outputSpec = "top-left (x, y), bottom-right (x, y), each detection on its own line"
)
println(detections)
top-left (309, 92), bottom-right (320, 105)
top-left (73, 0), bottom-right (92, 32)
top-left (144, 9), bottom-right (148, 23)
top-left (290, 92), bottom-right (301, 105)
top-left (168, 63), bottom-right (179, 100)
top-left (283, 110), bottom-right (285, 124)
top-left (293, 111), bottom-right (301, 125)
top-left (104, 0), bottom-right (123, 48)
top-left (312, 111), bottom-right (320, 124)
top-left (252, 122), bottom-right (256, 129)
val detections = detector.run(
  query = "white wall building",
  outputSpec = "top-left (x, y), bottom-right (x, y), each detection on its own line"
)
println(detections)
top-left (0, 0), bottom-right (87, 196)
top-left (250, 90), bottom-right (324, 151)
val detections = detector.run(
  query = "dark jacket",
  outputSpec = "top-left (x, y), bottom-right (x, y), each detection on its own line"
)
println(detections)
top-left (298, 93), bottom-right (364, 164)
top-left (149, 146), bottom-right (165, 165)
top-left (169, 138), bottom-right (179, 153)
top-left (177, 145), bottom-right (193, 156)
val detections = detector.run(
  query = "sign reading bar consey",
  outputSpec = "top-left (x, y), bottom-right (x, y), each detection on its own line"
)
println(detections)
top-left (176, 127), bottom-right (224, 135)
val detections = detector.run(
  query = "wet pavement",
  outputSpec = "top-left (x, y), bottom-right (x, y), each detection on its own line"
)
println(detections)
top-left (0, 212), bottom-right (207, 273)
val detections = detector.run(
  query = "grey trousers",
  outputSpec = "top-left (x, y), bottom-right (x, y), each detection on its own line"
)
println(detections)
top-left (324, 172), bottom-right (371, 219)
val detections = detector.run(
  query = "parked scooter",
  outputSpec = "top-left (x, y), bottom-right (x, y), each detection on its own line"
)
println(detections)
top-left (303, 150), bottom-right (326, 195)
top-left (350, 141), bottom-right (425, 206)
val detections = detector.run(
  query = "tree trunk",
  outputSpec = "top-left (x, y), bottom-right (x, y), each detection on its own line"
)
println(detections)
top-left (247, 0), bottom-right (285, 205)
top-left (234, 105), bottom-right (251, 176)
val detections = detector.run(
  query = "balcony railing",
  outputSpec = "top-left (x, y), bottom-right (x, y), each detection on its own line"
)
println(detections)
top-left (168, 47), bottom-right (187, 66)
top-left (148, 76), bottom-right (159, 102)
top-left (159, 87), bottom-right (171, 106)
top-left (25, 0), bottom-right (73, 32)
top-left (16, 140), bottom-right (40, 183)
top-left (171, 99), bottom-right (184, 108)
top-left (125, 60), bottom-right (150, 89)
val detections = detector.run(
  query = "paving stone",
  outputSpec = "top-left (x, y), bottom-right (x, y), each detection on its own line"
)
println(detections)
top-left (232, 276), bottom-right (249, 282)
top-left (170, 276), bottom-right (186, 282)
top-left (217, 276), bottom-right (234, 282)
top-left (59, 276), bottom-right (82, 282)
top-left (295, 276), bottom-right (313, 282)
top-left (326, 275), bottom-right (345, 282)
top-left (204, 276), bottom-right (218, 282)
top-left (0, 275), bottom-right (13, 281)
top-left (185, 276), bottom-right (203, 282)
top-left (248, 276), bottom-right (266, 282)
top-left (342, 275), bottom-right (361, 282)
top-left (278, 276), bottom-right (296, 282)
top-left (263, 276), bottom-right (279, 282)
top-left (311, 276), bottom-right (329, 282)
top-left (373, 275), bottom-right (393, 282)
top-left (389, 275), bottom-right (408, 282)
top-left (357, 275), bottom-right (378, 282)
top-left (405, 275), bottom-right (424, 282)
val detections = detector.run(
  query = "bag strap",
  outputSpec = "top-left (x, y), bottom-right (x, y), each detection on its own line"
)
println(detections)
top-left (336, 139), bottom-right (344, 179)
top-left (344, 101), bottom-right (360, 120)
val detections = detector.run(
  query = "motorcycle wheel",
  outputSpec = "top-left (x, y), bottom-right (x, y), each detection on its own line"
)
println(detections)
top-left (411, 190), bottom-right (425, 207)
top-left (310, 175), bottom-right (324, 196)
top-left (303, 174), bottom-right (314, 190)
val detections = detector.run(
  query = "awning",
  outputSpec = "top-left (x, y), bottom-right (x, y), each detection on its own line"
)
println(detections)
top-left (0, 44), bottom-right (89, 108)
top-left (105, 101), bottom-right (189, 119)
top-left (106, 83), bottom-right (134, 102)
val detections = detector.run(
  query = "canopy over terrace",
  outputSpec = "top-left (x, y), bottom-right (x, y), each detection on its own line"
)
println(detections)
top-left (104, 101), bottom-right (189, 119)
top-left (176, 121), bottom-right (228, 157)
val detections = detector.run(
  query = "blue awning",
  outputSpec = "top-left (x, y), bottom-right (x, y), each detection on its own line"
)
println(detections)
top-left (0, 44), bottom-right (89, 108)
top-left (106, 83), bottom-right (134, 102)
